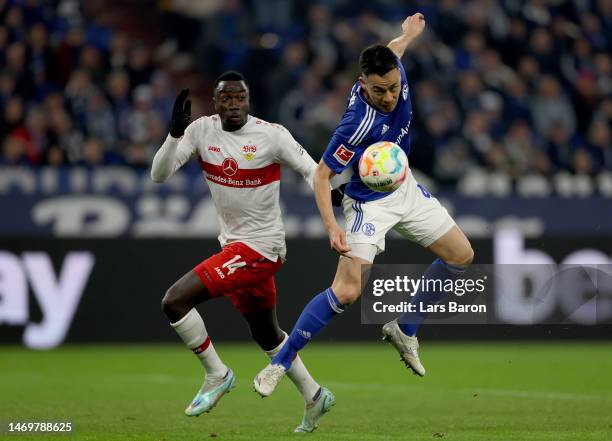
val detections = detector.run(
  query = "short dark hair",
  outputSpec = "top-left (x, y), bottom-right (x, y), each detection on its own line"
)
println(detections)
top-left (214, 70), bottom-right (249, 88)
top-left (359, 44), bottom-right (398, 76)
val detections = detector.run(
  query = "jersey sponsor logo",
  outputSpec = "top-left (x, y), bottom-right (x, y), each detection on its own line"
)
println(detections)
top-left (349, 94), bottom-right (356, 107)
top-left (382, 124), bottom-right (389, 135)
top-left (333, 144), bottom-right (355, 166)
top-left (198, 159), bottom-right (280, 188)
top-left (402, 83), bottom-right (409, 100)
top-left (222, 157), bottom-right (238, 176)
top-left (214, 266), bottom-right (225, 279)
top-left (242, 145), bottom-right (257, 161)
top-left (362, 222), bottom-right (376, 236)
top-left (208, 145), bottom-right (221, 152)
top-left (395, 120), bottom-right (412, 146)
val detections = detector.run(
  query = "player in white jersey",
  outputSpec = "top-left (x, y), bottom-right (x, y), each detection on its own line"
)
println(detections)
top-left (150, 71), bottom-right (334, 432)
top-left (254, 14), bottom-right (474, 398)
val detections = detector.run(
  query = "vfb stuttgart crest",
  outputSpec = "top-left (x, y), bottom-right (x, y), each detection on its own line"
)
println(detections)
top-left (243, 144), bottom-right (257, 161)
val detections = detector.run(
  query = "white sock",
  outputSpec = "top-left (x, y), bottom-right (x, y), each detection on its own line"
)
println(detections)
top-left (170, 308), bottom-right (227, 378)
top-left (265, 332), bottom-right (321, 403)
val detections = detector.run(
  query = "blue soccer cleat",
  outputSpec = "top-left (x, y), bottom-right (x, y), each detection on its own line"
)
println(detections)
top-left (185, 368), bottom-right (236, 416)
top-left (294, 387), bottom-right (336, 433)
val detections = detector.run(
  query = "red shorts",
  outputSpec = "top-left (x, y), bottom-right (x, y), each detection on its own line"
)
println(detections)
top-left (193, 242), bottom-right (282, 313)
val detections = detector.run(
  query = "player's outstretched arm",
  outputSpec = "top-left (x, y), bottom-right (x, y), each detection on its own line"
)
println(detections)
top-left (314, 160), bottom-right (351, 254)
top-left (151, 89), bottom-right (193, 183)
top-left (274, 127), bottom-right (318, 189)
top-left (387, 13), bottom-right (426, 59)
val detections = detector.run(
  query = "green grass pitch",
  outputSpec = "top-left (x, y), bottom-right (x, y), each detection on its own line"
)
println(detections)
top-left (1, 342), bottom-right (611, 441)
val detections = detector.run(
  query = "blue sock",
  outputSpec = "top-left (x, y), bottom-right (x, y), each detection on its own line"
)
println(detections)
top-left (272, 288), bottom-right (344, 370)
top-left (398, 258), bottom-right (466, 336)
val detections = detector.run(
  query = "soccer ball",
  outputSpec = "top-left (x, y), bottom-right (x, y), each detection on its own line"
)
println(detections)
top-left (358, 141), bottom-right (408, 192)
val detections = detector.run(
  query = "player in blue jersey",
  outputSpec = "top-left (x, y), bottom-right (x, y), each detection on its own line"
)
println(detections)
top-left (254, 13), bottom-right (474, 400)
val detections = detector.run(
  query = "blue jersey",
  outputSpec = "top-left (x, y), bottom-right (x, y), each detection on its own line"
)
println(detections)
top-left (322, 58), bottom-right (413, 202)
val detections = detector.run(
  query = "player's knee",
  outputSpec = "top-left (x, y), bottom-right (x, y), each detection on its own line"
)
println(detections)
top-left (445, 244), bottom-right (474, 266)
top-left (459, 244), bottom-right (474, 266)
top-left (332, 283), bottom-right (362, 306)
top-left (161, 284), bottom-right (185, 318)
top-left (465, 246), bottom-right (475, 265)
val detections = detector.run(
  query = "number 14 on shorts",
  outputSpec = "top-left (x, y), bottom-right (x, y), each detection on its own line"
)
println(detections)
top-left (214, 255), bottom-right (246, 279)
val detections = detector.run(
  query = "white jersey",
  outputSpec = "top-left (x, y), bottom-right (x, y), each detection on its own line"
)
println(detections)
top-left (151, 114), bottom-right (316, 262)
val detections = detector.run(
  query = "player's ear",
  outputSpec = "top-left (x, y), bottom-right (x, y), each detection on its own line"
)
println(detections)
top-left (358, 75), bottom-right (367, 89)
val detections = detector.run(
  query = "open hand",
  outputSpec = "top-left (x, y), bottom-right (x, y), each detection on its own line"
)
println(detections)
top-left (169, 88), bottom-right (191, 138)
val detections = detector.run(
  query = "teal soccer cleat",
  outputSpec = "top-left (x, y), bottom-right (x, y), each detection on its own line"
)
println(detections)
top-left (294, 387), bottom-right (335, 433)
top-left (185, 369), bottom-right (236, 416)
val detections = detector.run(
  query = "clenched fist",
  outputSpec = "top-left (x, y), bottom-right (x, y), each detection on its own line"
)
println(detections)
top-left (401, 13), bottom-right (426, 41)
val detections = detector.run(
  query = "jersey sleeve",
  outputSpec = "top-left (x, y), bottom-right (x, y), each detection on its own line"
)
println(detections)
top-left (397, 57), bottom-right (411, 103)
top-left (174, 120), bottom-right (200, 169)
top-left (150, 119), bottom-right (200, 182)
top-left (273, 125), bottom-right (317, 189)
top-left (322, 109), bottom-right (372, 174)
top-left (397, 56), bottom-right (408, 82)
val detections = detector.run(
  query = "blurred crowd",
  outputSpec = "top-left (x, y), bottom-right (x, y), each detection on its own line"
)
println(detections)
top-left (1, 0), bottom-right (611, 186)
top-left (0, 0), bottom-right (174, 169)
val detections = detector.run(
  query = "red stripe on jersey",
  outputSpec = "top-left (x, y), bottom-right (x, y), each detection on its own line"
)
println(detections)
top-left (198, 158), bottom-right (280, 188)
top-left (192, 336), bottom-right (211, 354)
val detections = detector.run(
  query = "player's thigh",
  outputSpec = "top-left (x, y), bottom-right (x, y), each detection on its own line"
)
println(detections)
top-left (228, 271), bottom-right (278, 314)
top-left (162, 269), bottom-right (210, 311)
top-left (331, 254), bottom-right (372, 305)
top-left (394, 180), bottom-right (456, 250)
top-left (427, 224), bottom-right (474, 265)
